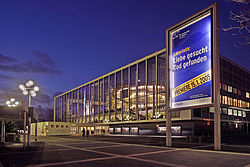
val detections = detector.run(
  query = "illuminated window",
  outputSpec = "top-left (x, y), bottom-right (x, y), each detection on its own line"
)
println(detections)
top-left (228, 109), bottom-right (232, 115)
top-left (246, 92), bottom-right (250, 98)
top-left (242, 101), bottom-right (246, 108)
top-left (222, 108), bottom-right (227, 114)
top-left (233, 88), bottom-right (237, 94)
top-left (242, 111), bottom-right (246, 117)
top-left (109, 128), bottom-right (114, 133)
top-left (238, 100), bottom-right (242, 107)
top-left (228, 97), bottom-right (233, 105)
top-left (233, 109), bottom-right (237, 116)
top-left (233, 99), bottom-right (237, 106)
top-left (115, 127), bottom-right (121, 133)
top-left (228, 86), bottom-right (232, 92)
top-left (238, 110), bottom-right (242, 116)
top-left (131, 127), bottom-right (139, 133)
top-left (171, 111), bottom-right (180, 118)
top-left (222, 84), bottom-right (227, 91)
top-left (222, 96), bottom-right (228, 105)
top-left (235, 123), bottom-right (238, 128)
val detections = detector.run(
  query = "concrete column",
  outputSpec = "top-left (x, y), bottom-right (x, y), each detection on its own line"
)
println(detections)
top-left (145, 58), bottom-right (148, 120)
top-left (1, 120), bottom-right (5, 143)
top-left (136, 63), bottom-right (139, 120)
top-left (108, 76), bottom-right (111, 121)
top-left (114, 73), bottom-right (117, 121)
top-left (35, 122), bottom-right (38, 141)
top-left (128, 66), bottom-right (131, 118)
top-left (84, 88), bottom-right (87, 123)
top-left (155, 55), bottom-right (158, 115)
top-left (89, 84), bottom-right (91, 122)
top-left (121, 70), bottom-right (124, 121)
top-left (247, 121), bottom-right (249, 135)
top-left (54, 97), bottom-right (56, 122)
top-left (166, 111), bottom-right (172, 146)
top-left (77, 89), bottom-right (80, 123)
top-left (92, 83), bottom-right (95, 122)
top-left (22, 101), bottom-right (27, 148)
top-left (98, 80), bottom-right (100, 122)
top-left (28, 117), bottom-right (31, 147)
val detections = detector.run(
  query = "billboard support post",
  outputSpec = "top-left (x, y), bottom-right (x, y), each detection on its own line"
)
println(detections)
top-left (213, 3), bottom-right (221, 151)
top-left (166, 110), bottom-right (172, 146)
top-left (166, 27), bottom-right (172, 147)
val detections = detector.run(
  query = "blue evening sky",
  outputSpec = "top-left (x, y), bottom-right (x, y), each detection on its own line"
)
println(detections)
top-left (0, 0), bottom-right (249, 107)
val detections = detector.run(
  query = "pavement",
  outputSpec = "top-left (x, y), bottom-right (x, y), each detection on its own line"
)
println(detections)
top-left (0, 135), bottom-right (250, 167)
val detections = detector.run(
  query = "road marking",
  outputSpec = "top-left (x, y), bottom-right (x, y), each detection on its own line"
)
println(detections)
top-left (190, 144), bottom-right (214, 149)
top-left (175, 147), bottom-right (250, 156)
top-left (0, 148), bottom-right (74, 155)
top-left (46, 136), bottom-right (250, 156)
top-left (88, 144), bottom-right (125, 149)
top-left (126, 156), bottom-right (189, 167)
top-left (49, 141), bottom-right (189, 167)
top-left (50, 136), bottom-right (175, 150)
top-left (128, 149), bottom-right (178, 157)
top-left (27, 156), bottom-right (117, 167)
top-left (222, 144), bottom-right (250, 148)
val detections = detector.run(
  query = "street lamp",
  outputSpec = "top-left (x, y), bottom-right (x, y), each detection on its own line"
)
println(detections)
top-left (6, 98), bottom-right (19, 107)
top-left (2, 98), bottom-right (19, 143)
top-left (19, 80), bottom-right (39, 107)
top-left (19, 80), bottom-right (39, 145)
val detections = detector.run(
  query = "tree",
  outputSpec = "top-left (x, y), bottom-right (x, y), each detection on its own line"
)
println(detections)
top-left (222, 0), bottom-right (250, 47)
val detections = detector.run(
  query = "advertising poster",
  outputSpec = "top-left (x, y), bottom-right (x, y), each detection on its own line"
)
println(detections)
top-left (169, 11), bottom-right (213, 108)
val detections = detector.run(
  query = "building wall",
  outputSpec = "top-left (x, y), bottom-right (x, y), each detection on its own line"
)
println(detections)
top-left (31, 122), bottom-right (71, 136)
top-left (54, 49), bottom-right (250, 137)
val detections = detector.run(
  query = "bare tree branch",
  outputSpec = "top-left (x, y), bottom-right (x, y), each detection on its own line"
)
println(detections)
top-left (222, 0), bottom-right (250, 47)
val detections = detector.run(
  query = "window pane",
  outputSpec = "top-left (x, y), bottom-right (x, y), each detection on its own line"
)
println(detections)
top-left (138, 61), bottom-right (146, 120)
top-left (157, 53), bottom-right (166, 119)
top-left (116, 71), bottom-right (122, 121)
top-left (110, 74), bottom-right (115, 121)
top-left (147, 56), bottom-right (156, 119)
top-left (130, 65), bottom-right (137, 120)
top-left (122, 68), bottom-right (129, 120)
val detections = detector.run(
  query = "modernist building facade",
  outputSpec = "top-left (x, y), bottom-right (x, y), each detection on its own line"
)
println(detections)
top-left (54, 48), bottom-right (250, 137)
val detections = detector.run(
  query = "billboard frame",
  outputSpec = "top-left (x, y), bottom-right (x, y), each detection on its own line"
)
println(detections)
top-left (165, 3), bottom-right (220, 150)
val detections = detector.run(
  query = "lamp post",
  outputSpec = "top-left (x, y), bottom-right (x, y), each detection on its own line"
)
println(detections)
top-left (1, 98), bottom-right (20, 144)
top-left (19, 80), bottom-right (39, 146)
top-left (6, 98), bottom-right (19, 107)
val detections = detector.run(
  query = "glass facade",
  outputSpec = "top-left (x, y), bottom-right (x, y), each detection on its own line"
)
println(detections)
top-left (54, 49), bottom-right (250, 124)
top-left (54, 49), bottom-right (167, 123)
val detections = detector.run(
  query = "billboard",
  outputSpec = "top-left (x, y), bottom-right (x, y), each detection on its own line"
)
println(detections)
top-left (168, 10), bottom-right (213, 109)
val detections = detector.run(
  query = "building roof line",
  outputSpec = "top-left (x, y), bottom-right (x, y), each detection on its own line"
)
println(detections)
top-left (220, 55), bottom-right (250, 74)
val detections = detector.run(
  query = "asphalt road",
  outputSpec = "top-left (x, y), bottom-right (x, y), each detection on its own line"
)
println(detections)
top-left (0, 135), bottom-right (250, 167)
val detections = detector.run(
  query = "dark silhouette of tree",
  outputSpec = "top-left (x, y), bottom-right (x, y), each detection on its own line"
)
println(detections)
top-left (222, 0), bottom-right (250, 47)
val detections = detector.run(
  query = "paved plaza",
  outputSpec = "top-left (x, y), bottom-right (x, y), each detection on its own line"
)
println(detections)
top-left (0, 135), bottom-right (250, 167)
